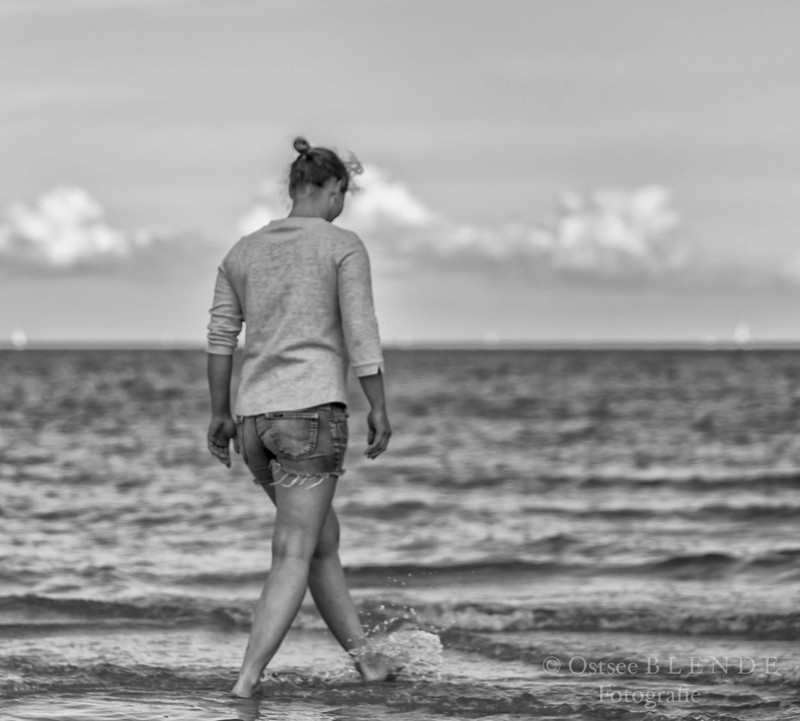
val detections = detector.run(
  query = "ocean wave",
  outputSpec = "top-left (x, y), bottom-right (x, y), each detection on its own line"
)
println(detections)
top-left (345, 548), bottom-right (800, 583)
top-left (571, 468), bottom-right (800, 490)
top-left (3, 547), bottom-right (799, 595)
top-left (689, 503), bottom-right (800, 521)
top-left (340, 498), bottom-right (439, 520)
top-left (409, 466), bottom-right (800, 492)
top-left (513, 503), bottom-right (800, 521)
top-left (0, 594), bottom-right (253, 630)
top-left (568, 503), bottom-right (800, 521)
top-left (2, 593), bottom-right (798, 641)
top-left (394, 601), bottom-right (800, 641)
top-left (440, 630), bottom-right (800, 688)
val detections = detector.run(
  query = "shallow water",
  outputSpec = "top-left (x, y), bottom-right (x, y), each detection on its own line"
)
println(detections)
top-left (1, 348), bottom-right (800, 719)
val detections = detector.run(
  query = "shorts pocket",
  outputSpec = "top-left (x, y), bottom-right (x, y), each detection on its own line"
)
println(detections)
top-left (264, 413), bottom-right (320, 460)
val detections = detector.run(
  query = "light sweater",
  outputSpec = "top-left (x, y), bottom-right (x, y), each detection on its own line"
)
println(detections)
top-left (206, 217), bottom-right (384, 415)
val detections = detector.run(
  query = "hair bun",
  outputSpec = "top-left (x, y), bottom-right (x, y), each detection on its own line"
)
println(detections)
top-left (293, 137), bottom-right (311, 155)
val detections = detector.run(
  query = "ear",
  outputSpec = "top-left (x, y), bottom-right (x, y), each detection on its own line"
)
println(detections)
top-left (325, 177), bottom-right (344, 196)
top-left (291, 182), bottom-right (311, 201)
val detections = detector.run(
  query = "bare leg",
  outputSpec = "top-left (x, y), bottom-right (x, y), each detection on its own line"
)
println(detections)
top-left (308, 508), bottom-right (400, 681)
top-left (231, 475), bottom-right (337, 697)
top-left (307, 508), bottom-right (365, 651)
top-left (256, 486), bottom-right (398, 682)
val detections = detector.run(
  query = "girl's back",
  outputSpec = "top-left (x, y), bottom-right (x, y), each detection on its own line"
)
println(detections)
top-left (208, 215), bottom-right (383, 414)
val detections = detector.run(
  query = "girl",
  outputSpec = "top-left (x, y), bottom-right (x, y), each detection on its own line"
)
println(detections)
top-left (206, 137), bottom-right (394, 697)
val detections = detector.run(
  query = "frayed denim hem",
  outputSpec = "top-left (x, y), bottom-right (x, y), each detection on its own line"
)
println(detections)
top-left (266, 459), bottom-right (344, 489)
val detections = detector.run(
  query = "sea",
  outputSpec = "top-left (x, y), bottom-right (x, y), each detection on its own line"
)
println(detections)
top-left (1, 347), bottom-right (799, 721)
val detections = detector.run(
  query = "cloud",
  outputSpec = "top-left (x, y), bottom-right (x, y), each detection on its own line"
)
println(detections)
top-left (535, 186), bottom-right (685, 277)
top-left (0, 185), bottom-right (225, 282)
top-left (0, 185), bottom-right (218, 280)
top-left (0, 186), bottom-right (153, 269)
top-left (4, 173), bottom-right (795, 292)
top-left (238, 165), bottom-right (686, 280)
top-left (236, 178), bottom-right (289, 239)
top-left (345, 166), bottom-right (438, 231)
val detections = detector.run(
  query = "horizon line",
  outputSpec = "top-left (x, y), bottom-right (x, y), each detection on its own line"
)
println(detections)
top-left (2, 339), bottom-right (800, 352)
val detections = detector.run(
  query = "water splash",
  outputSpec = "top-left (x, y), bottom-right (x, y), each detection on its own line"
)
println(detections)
top-left (322, 630), bottom-right (443, 684)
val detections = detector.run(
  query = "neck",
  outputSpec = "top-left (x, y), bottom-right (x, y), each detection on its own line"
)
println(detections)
top-left (288, 201), bottom-right (327, 220)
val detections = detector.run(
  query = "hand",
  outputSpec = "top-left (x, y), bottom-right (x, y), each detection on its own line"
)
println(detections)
top-left (207, 414), bottom-right (239, 468)
top-left (365, 406), bottom-right (391, 459)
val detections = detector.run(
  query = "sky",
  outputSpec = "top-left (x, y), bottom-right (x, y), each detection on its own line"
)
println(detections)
top-left (1, 0), bottom-right (799, 346)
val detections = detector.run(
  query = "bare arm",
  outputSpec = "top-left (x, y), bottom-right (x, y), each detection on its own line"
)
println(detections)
top-left (358, 370), bottom-right (391, 459)
top-left (208, 352), bottom-right (234, 417)
top-left (206, 353), bottom-right (239, 467)
top-left (337, 235), bottom-right (391, 459)
top-left (206, 263), bottom-right (243, 468)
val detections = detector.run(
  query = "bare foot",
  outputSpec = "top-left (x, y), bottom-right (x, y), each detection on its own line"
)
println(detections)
top-left (354, 649), bottom-right (404, 682)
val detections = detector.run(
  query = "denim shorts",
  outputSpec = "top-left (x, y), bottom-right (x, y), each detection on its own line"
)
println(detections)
top-left (236, 402), bottom-right (349, 489)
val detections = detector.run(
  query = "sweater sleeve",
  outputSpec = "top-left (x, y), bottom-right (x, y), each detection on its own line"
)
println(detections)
top-left (337, 233), bottom-right (384, 376)
top-left (206, 262), bottom-right (243, 355)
